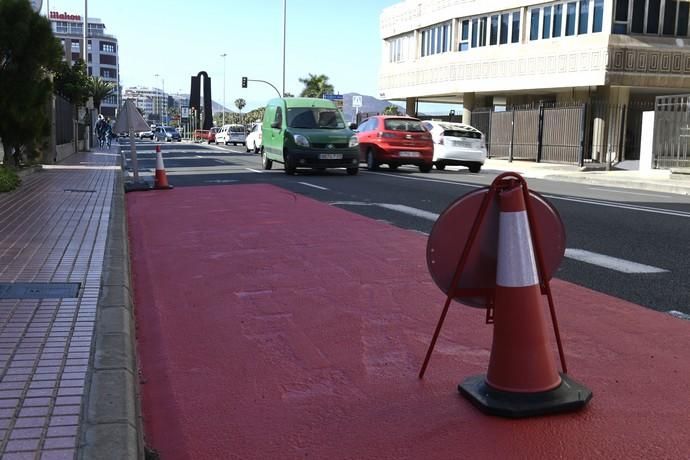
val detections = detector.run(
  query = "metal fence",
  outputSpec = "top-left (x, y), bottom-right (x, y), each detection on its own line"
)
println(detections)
top-left (471, 101), bottom-right (651, 166)
top-left (55, 94), bottom-right (74, 145)
top-left (653, 95), bottom-right (690, 169)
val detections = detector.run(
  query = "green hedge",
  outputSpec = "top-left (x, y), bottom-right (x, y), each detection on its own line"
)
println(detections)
top-left (0, 167), bottom-right (21, 192)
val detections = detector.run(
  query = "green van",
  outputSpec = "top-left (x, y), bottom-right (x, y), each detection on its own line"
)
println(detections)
top-left (260, 97), bottom-right (360, 175)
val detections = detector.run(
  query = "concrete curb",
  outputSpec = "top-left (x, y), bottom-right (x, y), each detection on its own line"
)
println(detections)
top-left (79, 171), bottom-right (144, 459)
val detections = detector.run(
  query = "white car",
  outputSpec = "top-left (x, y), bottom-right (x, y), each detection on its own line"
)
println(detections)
top-left (245, 123), bottom-right (262, 154)
top-left (215, 124), bottom-right (246, 146)
top-left (421, 120), bottom-right (487, 173)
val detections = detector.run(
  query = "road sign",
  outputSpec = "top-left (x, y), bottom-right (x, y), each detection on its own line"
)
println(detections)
top-left (323, 94), bottom-right (343, 101)
top-left (181, 106), bottom-right (190, 119)
top-left (352, 95), bottom-right (362, 108)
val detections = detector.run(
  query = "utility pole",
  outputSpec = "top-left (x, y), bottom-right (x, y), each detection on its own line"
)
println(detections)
top-left (221, 53), bottom-right (227, 126)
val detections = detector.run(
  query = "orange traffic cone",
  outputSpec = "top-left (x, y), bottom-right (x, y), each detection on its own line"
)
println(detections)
top-left (458, 182), bottom-right (591, 417)
top-left (154, 145), bottom-right (172, 190)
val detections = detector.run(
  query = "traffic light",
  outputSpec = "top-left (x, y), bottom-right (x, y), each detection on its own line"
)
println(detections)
top-left (241, 76), bottom-right (247, 88)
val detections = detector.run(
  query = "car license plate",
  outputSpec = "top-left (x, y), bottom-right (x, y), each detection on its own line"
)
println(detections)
top-left (319, 153), bottom-right (342, 160)
top-left (399, 151), bottom-right (420, 157)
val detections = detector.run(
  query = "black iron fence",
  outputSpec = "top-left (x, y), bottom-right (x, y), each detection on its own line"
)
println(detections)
top-left (471, 101), bottom-right (652, 166)
top-left (55, 94), bottom-right (74, 145)
top-left (653, 95), bottom-right (690, 169)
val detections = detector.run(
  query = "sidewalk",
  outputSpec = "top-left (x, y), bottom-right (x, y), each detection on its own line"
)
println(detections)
top-left (0, 146), bottom-right (688, 459)
top-left (0, 148), bottom-right (139, 459)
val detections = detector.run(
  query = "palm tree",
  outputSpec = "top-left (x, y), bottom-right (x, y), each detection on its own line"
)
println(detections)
top-left (383, 105), bottom-right (401, 115)
top-left (88, 76), bottom-right (116, 114)
top-left (298, 74), bottom-right (334, 98)
top-left (234, 98), bottom-right (246, 125)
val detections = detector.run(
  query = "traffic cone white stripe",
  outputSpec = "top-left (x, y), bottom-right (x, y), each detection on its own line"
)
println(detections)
top-left (496, 210), bottom-right (539, 288)
top-left (156, 150), bottom-right (165, 171)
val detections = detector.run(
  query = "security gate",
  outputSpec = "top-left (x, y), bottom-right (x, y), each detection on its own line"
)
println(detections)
top-left (654, 95), bottom-right (690, 169)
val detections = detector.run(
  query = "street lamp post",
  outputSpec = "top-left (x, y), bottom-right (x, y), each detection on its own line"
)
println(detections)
top-left (282, 0), bottom-right (286, 97)
top-left (154, 73), bottom-right (165, 124)
top-left (221, 53), bottom-right (227, 126)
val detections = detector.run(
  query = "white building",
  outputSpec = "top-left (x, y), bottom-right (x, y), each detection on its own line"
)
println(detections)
top-left (379, 0), bottom-right (690, 164)
top-left (122, 87), bottom-right (168, 123)
top-left (49, 11), bottom-right (120, 118)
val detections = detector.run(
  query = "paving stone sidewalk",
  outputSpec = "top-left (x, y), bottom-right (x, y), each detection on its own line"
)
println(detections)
top-left (0, 148), bottom-right (140, 460)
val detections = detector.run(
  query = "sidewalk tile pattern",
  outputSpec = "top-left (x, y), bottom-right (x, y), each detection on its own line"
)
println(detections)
top-left (0, 151), bottom-right (115, 459)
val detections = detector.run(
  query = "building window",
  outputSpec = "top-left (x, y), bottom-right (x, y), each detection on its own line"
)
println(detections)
top-left (490, 15), bottom-right (499, 45)
top-left (543, 6), bottom-right (552, 38)
top-left (530, 8), bottom-right (541, 40)
top-left (471, 18), bottom-right (478, 47)
top-left (553, 4), bottom-right (564, 36)
top-left (648, 0), bottom-right (662, 33)
top-left (679, 2), bottom-right (689, 35)
top-left (579, 0), bottom-right (590, 34)
top-left (566, 2), bottom-right (577, 35)
top-left (101, 42), bottom-right (116, 53)
top-left (500, 13), bottom-right (510, 44)
top-left (512, 12), bottom-right (521, 42)
top-left (71, 41), bottom-right (80, 52)
top-left (460, 20), bottom-right (470, 50)
top-left (420, 22), bottom-right (452, 57)
top-left (388, 34), bottom-right (411, 62)
top-left (593, 0), bottom-right (604, 31)
top-left (631, 0), bottom-right (645, 32)
top-left (479, 17), bottom-right (487, 46)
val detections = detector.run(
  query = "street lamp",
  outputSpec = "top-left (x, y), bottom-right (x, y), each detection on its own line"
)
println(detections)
top-left (221, 53), bottom-right (227, 126)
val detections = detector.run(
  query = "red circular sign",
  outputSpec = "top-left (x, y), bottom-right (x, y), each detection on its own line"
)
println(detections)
top-left (426, 187), bottom-right (565, 308)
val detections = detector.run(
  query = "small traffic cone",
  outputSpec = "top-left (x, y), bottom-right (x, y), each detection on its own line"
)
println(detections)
top-left (154, 145), bottom-right (173, 190)
top-left (458, 183), bottom-right (591, 417)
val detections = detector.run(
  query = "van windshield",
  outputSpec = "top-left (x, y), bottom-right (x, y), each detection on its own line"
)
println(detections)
top-left (287, 108), bottom-right (345, 129)
top-left (229, 125), bottom-right (244, 133)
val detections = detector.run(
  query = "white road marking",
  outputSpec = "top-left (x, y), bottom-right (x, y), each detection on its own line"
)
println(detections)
top-left (585, 187), bottom-right (664, 198)
top-left (298, 182), bottom-right (329, 191)
top-left (376, 204), bottom-right (440, 221)
top-left (246, 168), bottom-right (263, 173)
top-left (564, 249), bottom-right (668, 273)
top-left (331, 200), bottom-right (671, 275)
top-left (205, 179), bottom-right (238, 184)
top-left (667, 310), bottom-right (690, 320)
top-left (363, 170), bottom-right (690, 218)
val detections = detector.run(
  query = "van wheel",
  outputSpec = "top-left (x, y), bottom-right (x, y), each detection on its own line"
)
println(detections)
top-left (253, 143), bottom-right (260, 154)
top-left (261, 149), bottom-right (272, 170)
top-left (435, 163), bottom-right (446, 170)
top-left (367, 150), bottom-right (379, 170)
top-left (346, 167), bottom-right (359, 175)
top-left (419, 163), bottom-right (432, 173)
top-left (283, 151), bottom-right (296, 175)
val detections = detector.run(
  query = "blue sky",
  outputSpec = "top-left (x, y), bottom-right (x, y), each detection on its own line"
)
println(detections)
top-left (43, 0), bottom-right (402, 111)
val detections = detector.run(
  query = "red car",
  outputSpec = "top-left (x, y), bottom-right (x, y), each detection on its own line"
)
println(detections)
top-left (355, 116), bottom-right (434, 172)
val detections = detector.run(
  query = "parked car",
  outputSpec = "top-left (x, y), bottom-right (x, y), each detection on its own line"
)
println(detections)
top-left (355, 116), bottom-right (433, 172)
top-left (153, 126), bottom-right (182, 142)
top-left (245, 123), bottom-right (262, 153)
top-left (421, 121), bottom-right (487, 172)
top-left (261, 97), bottom-right (359, 175)
top-left (208, 127), bottom-right (220, 144)
top-left (138, 130), bottom-right (154, 140)
top-left (215, 124), bottom-right (247, 146)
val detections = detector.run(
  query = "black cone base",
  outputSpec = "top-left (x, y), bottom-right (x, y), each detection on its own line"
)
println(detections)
top-left (458, 373), bottom-right (592, 418)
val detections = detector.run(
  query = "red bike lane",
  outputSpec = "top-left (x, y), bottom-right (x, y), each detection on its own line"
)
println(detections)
top-left (127, 183), bottom-right (690, 460)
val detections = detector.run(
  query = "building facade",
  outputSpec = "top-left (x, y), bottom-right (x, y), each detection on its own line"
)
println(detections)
top-left (379, 0), bottom-right (690, 164)
top-left (49, 11), bottom-right (120, 117)
top-left (122, 87), bottom-right (168, 124)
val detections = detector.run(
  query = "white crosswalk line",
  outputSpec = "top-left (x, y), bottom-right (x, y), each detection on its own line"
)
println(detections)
top-left (564, 249), bottom-right (668, 273)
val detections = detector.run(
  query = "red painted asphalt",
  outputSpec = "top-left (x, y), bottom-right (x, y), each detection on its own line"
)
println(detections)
top-left (127, 184), bottom-right (690, 460)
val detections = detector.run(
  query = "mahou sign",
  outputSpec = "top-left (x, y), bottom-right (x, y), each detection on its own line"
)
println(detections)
top-left (49, 11), bottom-right (82, 21)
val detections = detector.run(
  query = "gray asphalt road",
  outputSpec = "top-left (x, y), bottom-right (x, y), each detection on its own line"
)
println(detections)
top-left (121, 140), bottom-right (690, 315)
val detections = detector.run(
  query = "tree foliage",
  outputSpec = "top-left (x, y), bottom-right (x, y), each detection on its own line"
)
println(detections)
top-left (54, 59), bottom-right (90, 108)
top-left (383, 105), bottom-right (401, 115)
top-left (0, 0), bottom-right (62, 167)
top-left (234, 98), bottom-right (246, 112)
top-left (88, 76), bottom-right (115, 113)
top-left (298, 74), bottom-right (334, 98)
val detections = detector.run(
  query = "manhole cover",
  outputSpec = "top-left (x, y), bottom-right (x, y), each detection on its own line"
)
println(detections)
top-left (0, 283), bottom-right (82, 299)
